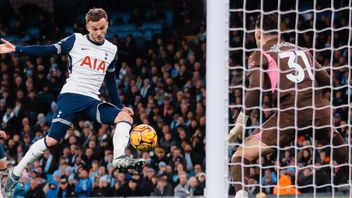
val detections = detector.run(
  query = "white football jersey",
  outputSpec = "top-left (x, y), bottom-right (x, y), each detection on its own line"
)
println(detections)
top-left (54, 33), bottom-right (117, 100)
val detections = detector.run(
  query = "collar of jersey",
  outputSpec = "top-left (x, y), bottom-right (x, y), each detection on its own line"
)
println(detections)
top-left (86, 35), bottom-right (105, 46)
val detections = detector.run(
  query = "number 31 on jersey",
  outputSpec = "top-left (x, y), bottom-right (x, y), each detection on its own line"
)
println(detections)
top-left (279, 50), bottom-right (314, 83)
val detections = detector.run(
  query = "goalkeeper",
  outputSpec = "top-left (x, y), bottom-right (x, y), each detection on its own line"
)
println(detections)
top-left (228, 14), bottom-right (349, 198)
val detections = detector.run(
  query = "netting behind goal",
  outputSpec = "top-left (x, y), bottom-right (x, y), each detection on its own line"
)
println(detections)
top-left (228, 0), bottom-right (351, 197)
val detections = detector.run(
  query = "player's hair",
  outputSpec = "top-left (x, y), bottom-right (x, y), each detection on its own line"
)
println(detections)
top-left (255, 13), bottom-right (278, 35)
top-left (85, 8), bottom-right (108, 23)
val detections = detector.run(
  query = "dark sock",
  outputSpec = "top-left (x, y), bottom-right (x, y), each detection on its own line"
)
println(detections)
top-left (332, 131), bottom-right (349, 183)
top-left (231, 156), bottom-right (250, 193)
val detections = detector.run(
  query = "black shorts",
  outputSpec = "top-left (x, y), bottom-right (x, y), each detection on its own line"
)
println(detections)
top-left (48, 93), bottom-right (120, 141)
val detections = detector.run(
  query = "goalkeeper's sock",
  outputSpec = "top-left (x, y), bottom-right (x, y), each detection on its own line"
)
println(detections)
top-left (231, 156), bottom-right (250, 193)
top-left (13, 138), bottom-right (48, 177)
top-left (113, 121), bottom-right (132, 159)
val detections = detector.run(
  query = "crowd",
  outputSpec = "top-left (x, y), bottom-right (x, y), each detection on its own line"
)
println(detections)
top-left (0, 1), bottom-right (206, 197)
top-left (1, 0), bottom-right (351, 197)
top-left (229, 0), bottom-right (351, 196)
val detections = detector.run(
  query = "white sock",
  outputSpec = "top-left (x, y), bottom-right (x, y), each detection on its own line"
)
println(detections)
top-left (113, 122), bottom-right (131, 159)
top-left (235, 190), bottom-right (248, 198)
top-left (13, 138), bottom-right (47, 177)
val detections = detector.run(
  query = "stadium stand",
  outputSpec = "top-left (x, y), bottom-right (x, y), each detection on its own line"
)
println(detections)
top-left (0, 0), bottom-right (205, 196)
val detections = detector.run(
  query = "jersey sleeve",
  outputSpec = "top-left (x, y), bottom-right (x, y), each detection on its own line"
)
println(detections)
top-left (243, 51), bottom-right (267, 116)
top-left (107, 50), bottom-right (118, 73)
top-left (53, 34), bottom-right (76, 54)
top-left (314, 60), bottom-right (330, 87)
top-left (307, 51), bottom-right (330, 87)
top-left (244, 69), bottom-right (261, 115)
top-left (104, 71), bottom-right (123, 108)
top-left (15, 34), bottom-right (75, 56)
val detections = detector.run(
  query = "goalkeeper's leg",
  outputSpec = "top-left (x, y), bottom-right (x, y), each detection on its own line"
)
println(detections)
top-left (331, 130), bottom-right (349, 185)
top-left (230, 113), bottom-right (295, 198)
top-left (231, 135), bottom-right (273, 198)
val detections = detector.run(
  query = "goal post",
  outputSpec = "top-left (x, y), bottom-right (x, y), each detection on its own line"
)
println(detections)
top-left (206, 0), bottom-right (229, 197)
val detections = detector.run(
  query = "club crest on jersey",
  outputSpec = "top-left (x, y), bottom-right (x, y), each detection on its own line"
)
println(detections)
top-left (80, 56), bottom-right (106, 73)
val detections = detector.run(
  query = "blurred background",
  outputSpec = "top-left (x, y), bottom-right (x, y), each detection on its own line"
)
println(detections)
top-left (0, 0), bottom-right (206, 197)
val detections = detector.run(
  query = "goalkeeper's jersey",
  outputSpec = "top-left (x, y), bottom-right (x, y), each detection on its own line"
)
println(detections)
top-left (244, 38), bottom-right (330, 121)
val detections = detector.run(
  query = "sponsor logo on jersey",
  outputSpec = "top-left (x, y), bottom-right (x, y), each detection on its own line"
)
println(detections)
top-left (80, 56), bottom-right (106, 73)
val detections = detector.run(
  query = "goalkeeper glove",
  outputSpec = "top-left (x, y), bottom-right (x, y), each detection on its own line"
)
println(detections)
top-left (228, 111), bottom-right (249, 143)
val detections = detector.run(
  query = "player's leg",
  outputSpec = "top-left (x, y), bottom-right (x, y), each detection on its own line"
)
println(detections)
top-left (87, 102), bottom-right (144, 171)
top-left (331, 130), bottom-right (348, 164)
top-left (231, 134), bottom-right (274, 198)
top-left (3, 94), bottom-right (77, 198)
top-left (231, 113), bottom-right (295, 198)
top-left (315, 116), bottom-right (349, 184)
top-left (3, 127), bottom-right (69, 198)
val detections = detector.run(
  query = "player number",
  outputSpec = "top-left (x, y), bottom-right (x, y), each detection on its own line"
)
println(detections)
top-left (278, 51), bottom-right (314, 83)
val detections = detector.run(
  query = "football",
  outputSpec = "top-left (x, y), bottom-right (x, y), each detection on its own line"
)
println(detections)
top-left (130, 124), bottom-right (158, 151)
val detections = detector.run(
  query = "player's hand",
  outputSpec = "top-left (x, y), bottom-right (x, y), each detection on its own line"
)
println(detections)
top-left (228, 112), bottom-right (248, 143)
top-left (0, 130), bottom-right (7, 139)
top-left (0, 38), bottom-right (16, 54)
top-left (121, 107), bottom-right (134, 116)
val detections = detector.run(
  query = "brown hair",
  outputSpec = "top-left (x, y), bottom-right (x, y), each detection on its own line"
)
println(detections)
top-left (85, 8), bottom-right (108, 23)
top-left (255, 13), bottom-right (278, 35)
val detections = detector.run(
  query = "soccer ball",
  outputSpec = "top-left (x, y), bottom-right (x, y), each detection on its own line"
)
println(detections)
top-left (130, 124), bottom-right (158, 151)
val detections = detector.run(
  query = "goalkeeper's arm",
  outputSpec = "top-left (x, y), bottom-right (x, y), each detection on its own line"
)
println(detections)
top-left (228, 68), bottom-right (261, 143)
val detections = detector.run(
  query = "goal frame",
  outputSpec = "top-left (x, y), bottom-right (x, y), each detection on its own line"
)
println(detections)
top-left (206, 0), bottom-right (229, 197)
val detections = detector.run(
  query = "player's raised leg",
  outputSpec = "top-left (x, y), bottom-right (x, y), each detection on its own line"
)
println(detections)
top-left (111, 111), bottom-right (145, 171)
top-left (91, 102), bottom-right (144, 171)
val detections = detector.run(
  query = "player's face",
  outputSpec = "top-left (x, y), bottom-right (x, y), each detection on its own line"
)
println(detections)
top-left (86, 18), bottom-right (109, 43)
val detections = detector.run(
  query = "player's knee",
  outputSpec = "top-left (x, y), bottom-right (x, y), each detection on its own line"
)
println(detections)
top-left (114, 111), bottom-right (133, 124)
top-left (232, 146), bottom-right (257, 162)
top-left (45, 136), bottom-right (58, 147)
top-left (232, 147), bottom-right (243, 159)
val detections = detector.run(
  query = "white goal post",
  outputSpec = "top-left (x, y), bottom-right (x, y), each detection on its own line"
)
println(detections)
top-left (206, 0), bottom-right (229, 197)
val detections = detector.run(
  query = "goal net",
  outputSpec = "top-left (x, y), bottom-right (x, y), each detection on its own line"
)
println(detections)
top-left (228, 0), bottom-right (351, 197)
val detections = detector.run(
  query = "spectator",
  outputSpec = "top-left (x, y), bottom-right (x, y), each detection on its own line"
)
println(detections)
top-left (92, 175), bottom-right (113, 197)
top-left (74, 168), bottom-right (93, 197)
top-left (188, 176), bottom-right (203, 196)
top-left (45, 180), bottom-right (59, 198)
top-left (153, 176), bottom-right (173, 196)
top-left (58, 176), bottom-right (76, 198)
top-left (124, 178), bottom-right (143, 196)
top-left (25, 177), bottom-right (45, 198)
top-left (174, 172), bottom-right (190, 197)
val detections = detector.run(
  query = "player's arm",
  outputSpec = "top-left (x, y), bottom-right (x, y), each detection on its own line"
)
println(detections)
top-left (0, 34), bottom-right (75, 56)
top-left (228, 53), bottom-right (262, 143)
top-left (314, 61), bottom-right (330, 87)
top-left (306, 50), bottom-right (330, 87)
top-left (243, 68), bottom-right (261, 115)
top-left (104, 52), bottom-right (124, 109)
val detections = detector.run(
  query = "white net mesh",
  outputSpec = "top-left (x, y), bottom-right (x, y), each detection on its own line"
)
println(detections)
top-left (228, 0), bottom-right (351, 197)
